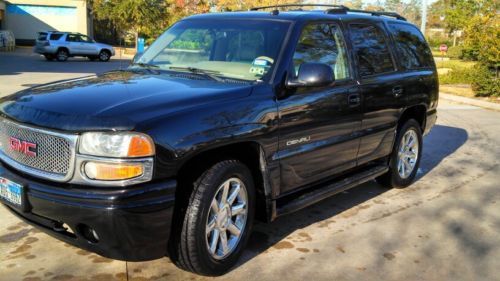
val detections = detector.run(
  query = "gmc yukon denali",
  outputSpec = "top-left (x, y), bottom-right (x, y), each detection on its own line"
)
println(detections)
top-left (0, 5), bottom-right (438, 276)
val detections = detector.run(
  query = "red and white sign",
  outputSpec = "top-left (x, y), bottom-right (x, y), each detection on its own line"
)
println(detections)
top-left (439, 44), bottom-right (448, 52)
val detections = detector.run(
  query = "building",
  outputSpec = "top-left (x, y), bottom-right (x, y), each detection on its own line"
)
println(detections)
top-left (0, 0), bottom-right (92, 45)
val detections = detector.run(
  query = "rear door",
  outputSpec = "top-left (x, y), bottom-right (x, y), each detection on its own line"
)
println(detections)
top-left (347, 21), bottom-right (404, 165)
top-left (79, 35), bottom-right (99, 55)
top-left (277, 22), bottom-right (361, 194)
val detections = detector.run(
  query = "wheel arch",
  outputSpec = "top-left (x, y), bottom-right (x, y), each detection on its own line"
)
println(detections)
top-left (175, 141), bottom-right (273, 223)
top-left (399, 104), bottom-right (427, 131)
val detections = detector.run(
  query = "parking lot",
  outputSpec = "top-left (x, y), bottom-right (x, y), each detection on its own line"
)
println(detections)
top-left (1, 49), bottom-right (500, 281)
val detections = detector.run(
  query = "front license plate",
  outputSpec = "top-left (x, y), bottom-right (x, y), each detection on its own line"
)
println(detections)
top-left (0, 177), bottom-right (24, 207)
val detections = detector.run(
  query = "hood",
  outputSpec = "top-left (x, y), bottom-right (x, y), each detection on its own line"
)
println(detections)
top-left (0, 71), bottom-right (254, 131)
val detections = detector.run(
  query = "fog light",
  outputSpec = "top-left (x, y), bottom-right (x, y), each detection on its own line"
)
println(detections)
top-left (84, 162), bottom-right (144, 181)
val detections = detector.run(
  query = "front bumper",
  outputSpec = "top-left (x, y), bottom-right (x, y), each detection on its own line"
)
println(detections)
top-left (0, 162), bottom-right (176, 261)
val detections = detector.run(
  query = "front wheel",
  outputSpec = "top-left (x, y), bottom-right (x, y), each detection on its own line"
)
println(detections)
top-left (98, 50), bottom-right (111, 62)
top-left (169, 160), bottom-right (255, 276)
top-left (56, 49), bottom-right (69, 62)
top-left (376, 119), bottom-right (423, 188)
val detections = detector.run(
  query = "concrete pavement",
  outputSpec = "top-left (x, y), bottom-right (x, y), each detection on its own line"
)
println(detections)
top-left (0, 51), bottom-right (499, 281)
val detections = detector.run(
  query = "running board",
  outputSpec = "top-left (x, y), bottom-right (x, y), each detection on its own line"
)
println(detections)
top-left (276, 165), bottom-right (389, 217)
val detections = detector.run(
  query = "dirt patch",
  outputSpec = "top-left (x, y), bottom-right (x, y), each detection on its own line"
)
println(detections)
top-left (296, 248), bottom-right (310, 253)
top-left (383, 253), bottom-right (395, 260)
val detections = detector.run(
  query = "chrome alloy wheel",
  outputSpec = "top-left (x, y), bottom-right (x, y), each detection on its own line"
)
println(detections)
top-left (205, 178), bottom-right (248, 260)
top-left (397, 129), bottom-right (419, 179)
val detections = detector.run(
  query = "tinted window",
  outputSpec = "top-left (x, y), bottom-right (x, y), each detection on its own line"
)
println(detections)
top-left (66, 34), bottom-right (81, 42)
top-left (49, 33), bottom-right (63, 41)
top-left (293, 23), bottom-right (350, 80)
top-left (37, 32), bottom-right (47, 41)
top-left (389, 23), bottom-right (434, 69)
top-left (80, 35), bottom-right (93, 43)
top-left (350, 24), bottom-right (395, 77)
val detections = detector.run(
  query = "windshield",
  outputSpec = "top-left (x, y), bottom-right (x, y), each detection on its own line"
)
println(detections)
top-left (132, 19), bottom-right (291, 82)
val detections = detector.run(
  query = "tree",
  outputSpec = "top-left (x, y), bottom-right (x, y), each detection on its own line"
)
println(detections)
top-left (166, 0), bottom-right (210, 26)
top-left (89, 0), bottom-right (169, 49)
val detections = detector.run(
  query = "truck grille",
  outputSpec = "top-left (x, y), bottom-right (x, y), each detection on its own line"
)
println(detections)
top-left (0, 117), bottom-right (77, 181)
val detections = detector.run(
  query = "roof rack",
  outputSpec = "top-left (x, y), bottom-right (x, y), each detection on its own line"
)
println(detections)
top-left (250, 4), bottom-right (349, 12)
top-left (249, 4), bottom-right (406, 21)
top-left (330, 8), bottom-right (407, 21)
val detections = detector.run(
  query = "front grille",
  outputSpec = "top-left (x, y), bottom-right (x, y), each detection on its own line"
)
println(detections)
top-left (0, 118), bottom-right (76, 180)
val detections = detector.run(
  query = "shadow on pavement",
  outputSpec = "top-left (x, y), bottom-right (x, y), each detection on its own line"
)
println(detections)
top-left (236, 124), bottom-right (468, 269)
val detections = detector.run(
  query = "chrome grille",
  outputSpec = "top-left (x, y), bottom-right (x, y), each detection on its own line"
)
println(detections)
top-left (0, 117), bottom-right (77, 181)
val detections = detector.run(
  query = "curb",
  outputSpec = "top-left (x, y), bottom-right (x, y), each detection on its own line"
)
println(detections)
top-left (440, 92), bottom-right (500, 112)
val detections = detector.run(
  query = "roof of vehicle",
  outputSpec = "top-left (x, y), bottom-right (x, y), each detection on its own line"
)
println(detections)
top-left (186, 5), bottom-right (409, 24)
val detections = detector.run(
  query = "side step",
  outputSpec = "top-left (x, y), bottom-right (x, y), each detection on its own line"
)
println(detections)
top-left (276, 165), bottom-right (389, 217)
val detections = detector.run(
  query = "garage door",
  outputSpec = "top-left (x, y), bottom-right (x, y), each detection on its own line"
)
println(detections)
top-left (5, 4), bottom-right (77, 41)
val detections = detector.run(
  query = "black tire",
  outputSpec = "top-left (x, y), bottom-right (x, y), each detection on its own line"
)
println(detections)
top-left (169, 160), bottom-right (255, 276)
top-left (44, 54), bottom-right (55, 61)
top-left (98, 50), bottom-right (111, 62)
top-left (56, 49), bottom-right (69, 62)
top-left (376, 119), bottom-right (423, 188)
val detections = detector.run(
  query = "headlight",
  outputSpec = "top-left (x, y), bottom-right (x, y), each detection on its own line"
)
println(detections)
top-left (79, 132), bottom-right (155, 158)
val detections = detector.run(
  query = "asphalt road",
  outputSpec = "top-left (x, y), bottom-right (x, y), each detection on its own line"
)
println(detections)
top-left (0, 50), bottom-right (499, 281)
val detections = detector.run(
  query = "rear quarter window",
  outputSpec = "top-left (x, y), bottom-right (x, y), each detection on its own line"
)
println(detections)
top-left (49, 33), bottom-right (64, 41)
top-left (388, 23), bottom-right (434, 69)
top-left (37, 32), bottom-right (48, 41)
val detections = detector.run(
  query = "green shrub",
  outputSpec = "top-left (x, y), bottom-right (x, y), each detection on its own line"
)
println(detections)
top-left (439, 67), bottom-right (474, 84)
top-left (471, 65), bottom-right (500, 97)
top-left (447, 46), bottom-right (463, 59)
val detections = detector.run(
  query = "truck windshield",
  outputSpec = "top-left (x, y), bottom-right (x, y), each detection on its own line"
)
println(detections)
top-left (132, 19), bottom-right (291, 82)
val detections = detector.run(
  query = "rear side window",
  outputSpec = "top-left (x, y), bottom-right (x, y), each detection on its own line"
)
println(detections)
top-left (66, 34), bottom-right (80, 42)
top-left (349, 24), bottom-right (395, 77)
top-left (49, 33), bottom-right (64, 41)
top-left (388, 23), bottom-right (434, 69)
top-left (37, 32), bottom-right (47, 41)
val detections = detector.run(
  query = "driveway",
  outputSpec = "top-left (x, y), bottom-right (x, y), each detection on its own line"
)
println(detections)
top-left (0, 51), bottom-right (499, 281)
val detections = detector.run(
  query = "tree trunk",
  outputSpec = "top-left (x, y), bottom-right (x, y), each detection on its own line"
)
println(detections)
top-left (134, 29), bottom-right (139, 52)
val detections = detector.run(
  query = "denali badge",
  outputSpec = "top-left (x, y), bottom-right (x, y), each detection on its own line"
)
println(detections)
top-left (286, 136), bottom-right (311, 146)
top-left (9, 137), bottom-right (38, 157)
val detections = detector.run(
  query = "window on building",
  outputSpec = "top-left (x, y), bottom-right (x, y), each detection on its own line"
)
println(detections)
top-left (388, 23), bottom-right (434, 69)
top-left (349, 24), bottom-right (395, 77)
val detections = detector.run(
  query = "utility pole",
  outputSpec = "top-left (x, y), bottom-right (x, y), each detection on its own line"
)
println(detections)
top-left (421, 0), bottom-right (427, 32)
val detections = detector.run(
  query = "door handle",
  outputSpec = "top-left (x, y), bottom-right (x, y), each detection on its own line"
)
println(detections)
top-left (348, 94), bottom-right (361, 107)
top-left (392, 86), bottom-right (404, 97)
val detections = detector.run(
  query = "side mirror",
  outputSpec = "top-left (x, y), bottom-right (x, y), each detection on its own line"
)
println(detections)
top-left (287, 63), bottom-right (334, 88)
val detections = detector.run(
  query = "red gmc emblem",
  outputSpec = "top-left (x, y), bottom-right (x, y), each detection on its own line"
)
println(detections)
top-left (9, 137), bottom-right (38, 157)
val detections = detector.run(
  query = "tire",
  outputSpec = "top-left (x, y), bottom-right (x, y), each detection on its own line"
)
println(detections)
top-left (98, 50), bottom-right (111, 62)
top-left (376, 119), bottom-right (423, 188)
top-left (44, 54), bottom-right (55, 61)
top-left (169, 160), bottom-right (255, 276)
top-left (56, 49), bottom-right (69, 62)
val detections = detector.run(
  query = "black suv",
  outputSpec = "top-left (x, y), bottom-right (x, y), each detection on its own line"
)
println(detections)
top-left (0, 5), bottom-right (438, 276)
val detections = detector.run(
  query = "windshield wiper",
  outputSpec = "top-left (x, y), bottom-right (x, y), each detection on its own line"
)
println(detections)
top-left (130, 62), bottom-right (161, 73)
top-left (168, 67), bottom-right (224, 82)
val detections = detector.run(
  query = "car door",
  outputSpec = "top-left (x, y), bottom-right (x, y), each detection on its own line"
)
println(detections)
top-left (277, 22), bottom-right (361, 195)
top-left (346, 21), bottom-right (405, 165)
top-left (79, 35), bottom-right (99, 55)
top-left (65, 34), bottom-right (82, 54)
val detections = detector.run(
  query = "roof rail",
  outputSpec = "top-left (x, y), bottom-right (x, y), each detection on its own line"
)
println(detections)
top-left (249, 4), bottom-right (406, 21)
top-left (342, 9), bottom-right (407, 21)
top-left (250, 4), bottom-right (349, 12)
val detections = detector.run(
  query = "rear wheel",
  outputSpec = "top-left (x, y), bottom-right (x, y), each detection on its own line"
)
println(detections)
top-left (44, 54), bottom-right (55, 61)
top-left (56, 49), bottom-right (68, 62)
top-left (98, 50), bottom-right (111, 62)
top-left (376, 119), bottom-right (423, 188)
top-left (169, 160), bottom-right (255, 276)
